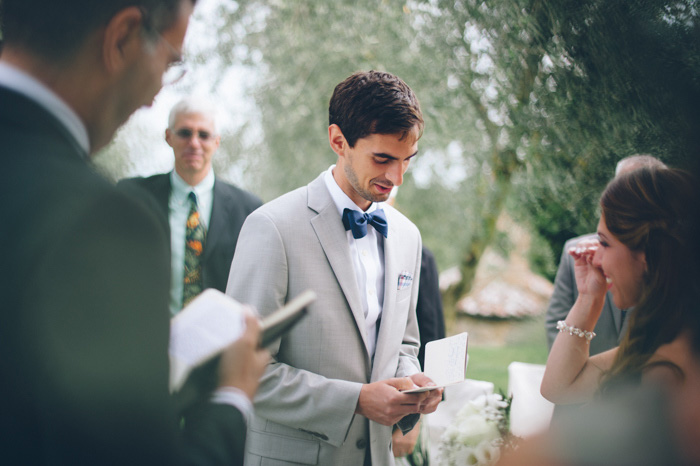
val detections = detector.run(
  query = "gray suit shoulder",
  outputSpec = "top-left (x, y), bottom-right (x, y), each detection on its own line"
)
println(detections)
top-left (251, 185), bottom-right (309, 221)
top-left (383, 203), bottom-right (420, 238)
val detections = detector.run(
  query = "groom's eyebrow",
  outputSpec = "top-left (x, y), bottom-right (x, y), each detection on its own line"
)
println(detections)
top-left (372, 151), bottom-right (419, 161)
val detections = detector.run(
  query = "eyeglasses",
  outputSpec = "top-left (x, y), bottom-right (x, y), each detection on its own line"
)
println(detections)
top-left (139, 8), bottom-right (188, 86)
top-left (157, 33), bottom-right (188, 86)
top-left (174, 128), bottom-right (214, 142)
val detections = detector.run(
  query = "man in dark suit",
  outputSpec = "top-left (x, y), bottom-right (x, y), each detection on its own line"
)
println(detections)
top-left (0, 0), bottom-right (267, 464)
top-left (120, 98), bottom-right (262, 315)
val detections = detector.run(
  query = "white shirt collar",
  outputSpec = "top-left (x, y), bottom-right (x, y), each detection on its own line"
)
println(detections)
top-left (323, 165), bottom-right (381, 217)
top-left (170, 168), bottom-right (215, 203)
top-left (0, 62), bottom-right (90, 155)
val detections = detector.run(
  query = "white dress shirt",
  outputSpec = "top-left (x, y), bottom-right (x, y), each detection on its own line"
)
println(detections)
top-left (324, 165), bottom-right (385, 357)
top-left (0, 62), bottom-right (90, 155)
top-left (168, 169), bottom-right (215, 315)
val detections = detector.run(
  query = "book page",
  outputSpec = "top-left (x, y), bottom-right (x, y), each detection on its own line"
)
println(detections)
top-left (402, 332), bottom-right (469, 393)
top-left (169, 289), bottom-right (246, 392)
top-left (168, 288), bottom-right (316, 393)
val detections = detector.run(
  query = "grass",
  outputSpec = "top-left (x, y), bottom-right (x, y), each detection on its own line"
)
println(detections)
top-left (450, 313), bottom-right (550, 394)
top-left (466, 342), bottom-right (548, 394)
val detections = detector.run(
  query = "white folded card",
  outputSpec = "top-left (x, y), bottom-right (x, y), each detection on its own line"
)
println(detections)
top-left (402, 332), bottom-right (469, 393)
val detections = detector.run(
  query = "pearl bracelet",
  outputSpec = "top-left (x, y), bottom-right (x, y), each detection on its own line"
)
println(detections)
top-left (556, 320), bottom-right (596, 343)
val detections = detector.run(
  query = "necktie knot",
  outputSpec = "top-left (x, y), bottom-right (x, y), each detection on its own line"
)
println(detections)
top-left (342, 208), bottom-right (388, 239)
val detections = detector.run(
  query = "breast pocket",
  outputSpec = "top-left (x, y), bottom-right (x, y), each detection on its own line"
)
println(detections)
top-left (396, 285), bottom-right (412, 306)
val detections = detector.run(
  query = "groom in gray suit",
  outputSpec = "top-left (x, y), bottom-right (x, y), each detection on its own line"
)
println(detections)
top-left (226, 70), bottom-right (442, 465)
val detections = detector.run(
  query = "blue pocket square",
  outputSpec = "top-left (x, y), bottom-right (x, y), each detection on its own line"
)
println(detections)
top-left (397, 272), bottom-right (413, 290)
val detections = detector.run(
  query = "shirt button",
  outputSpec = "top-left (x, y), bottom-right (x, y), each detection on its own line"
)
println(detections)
top-left (368, 289), bottom-right (375, 296)
top-left (356, 438), bottom-right (366, 449)
top-left (362, 250), bottom-right (368, 257)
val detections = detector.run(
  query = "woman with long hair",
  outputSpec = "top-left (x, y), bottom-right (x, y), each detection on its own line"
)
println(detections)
top-left (541, 165), bottom-right (699, 403)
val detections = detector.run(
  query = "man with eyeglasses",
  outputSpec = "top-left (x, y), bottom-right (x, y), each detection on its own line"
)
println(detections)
top-left (120, 98), bottom-right (262, 315)
top-left (0, 0), bottom-right (268, 464)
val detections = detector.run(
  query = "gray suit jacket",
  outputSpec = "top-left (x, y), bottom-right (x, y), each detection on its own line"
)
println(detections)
top-left (545, 234), bottom-right (630, 356)
top-left (226, 172), bottom-right (422, 466)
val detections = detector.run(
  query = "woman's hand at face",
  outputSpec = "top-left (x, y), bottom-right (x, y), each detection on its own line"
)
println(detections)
top-left (569, 239), bottom-right (607, 299)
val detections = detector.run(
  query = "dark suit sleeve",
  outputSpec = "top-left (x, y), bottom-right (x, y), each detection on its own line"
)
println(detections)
top-left (416, 247), bottom-right (446, 370)
top-left (22, 190), bottom-right (180, 465)
top-left (117, 177), bottom-right (170, 237)
top-left (21, 189), bottom-right (246, 465)
top-left (182, 403), bottom-right (247, 466)
top-left (545, 243), bottom-right (577, 350)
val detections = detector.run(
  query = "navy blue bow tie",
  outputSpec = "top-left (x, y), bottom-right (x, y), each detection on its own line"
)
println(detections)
top-left (342, 208), bottom-right (388, 239)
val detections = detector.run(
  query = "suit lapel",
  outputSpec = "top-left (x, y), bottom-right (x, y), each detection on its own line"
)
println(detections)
top-left (307, 174), bottom-right (371, 354)
top-left (153, 174), bottom-right (172, 213)
top-left (203, 178), bottom-right (226, 262)
top-left (147, 174), bottom-right (173, 252)
top-left (372, 213), bottom-right (400, 379)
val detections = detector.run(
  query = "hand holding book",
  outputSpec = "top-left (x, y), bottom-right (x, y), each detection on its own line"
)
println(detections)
top-left (169, 288), bottom-right (315, 393)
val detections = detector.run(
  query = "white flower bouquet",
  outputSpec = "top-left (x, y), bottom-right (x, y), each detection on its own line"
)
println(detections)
top-left (436, 393), bottom-right (518, 466)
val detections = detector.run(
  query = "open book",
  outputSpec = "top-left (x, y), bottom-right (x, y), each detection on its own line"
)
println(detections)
top-left (169, 288), bottom-right (316, 393)
top-left (402, 332), bottom-right (469, 393)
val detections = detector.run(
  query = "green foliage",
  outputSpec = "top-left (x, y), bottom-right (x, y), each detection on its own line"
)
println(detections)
top-left (510, 0), bottom-right (700, 261)
top-left (97, 0), bottom-right (699, 302)
top-left (203, 0), bottom-right (699, 307)
top-left (524, 229), bottom-right (557, 281)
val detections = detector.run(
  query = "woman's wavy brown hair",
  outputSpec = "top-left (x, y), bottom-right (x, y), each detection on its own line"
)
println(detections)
top-left (599, 166), bottom-right (699, 392)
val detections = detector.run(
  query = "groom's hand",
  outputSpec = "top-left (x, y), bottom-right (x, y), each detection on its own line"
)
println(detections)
top-left (355, 377), bottom-right (431, 426)
top-left (408, 373), bottom-right (443, 414)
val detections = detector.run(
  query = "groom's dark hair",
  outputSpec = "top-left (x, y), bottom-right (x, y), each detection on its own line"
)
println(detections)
top-left (1, 0), bottom-right (192, 61)
top-left (329, 70), bottom-right (424, 148)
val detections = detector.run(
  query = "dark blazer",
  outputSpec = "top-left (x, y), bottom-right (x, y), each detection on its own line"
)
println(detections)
top-left (119, 173), bottom-right (262, 294)
top-left (416, 247), bottom-right (446, 369)
top-left (0, 85), bottom-right (246, 465)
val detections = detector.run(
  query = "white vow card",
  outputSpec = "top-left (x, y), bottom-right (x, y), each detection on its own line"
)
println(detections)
top-left (402, 332), bottom-right (469, 393)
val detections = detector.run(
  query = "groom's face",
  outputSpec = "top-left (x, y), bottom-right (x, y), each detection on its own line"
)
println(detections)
top-left (335, 128), bottom-right (419, 210)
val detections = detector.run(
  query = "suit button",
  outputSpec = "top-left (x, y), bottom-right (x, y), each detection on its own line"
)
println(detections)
top-left (356, 438), bottom-right (366, 449)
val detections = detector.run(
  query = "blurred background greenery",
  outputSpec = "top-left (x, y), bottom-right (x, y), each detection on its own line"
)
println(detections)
top-left (91, 0), bottom-right (700, 388)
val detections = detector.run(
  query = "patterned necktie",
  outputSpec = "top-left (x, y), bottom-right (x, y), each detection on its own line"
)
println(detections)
top-left (342, 208), bottom-right (388, 239)
top-left (183, 191), bottom-right (206, 306)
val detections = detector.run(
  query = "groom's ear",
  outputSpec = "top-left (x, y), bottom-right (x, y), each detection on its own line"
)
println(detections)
top-left (328, 124), bottom-right (349, 157)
